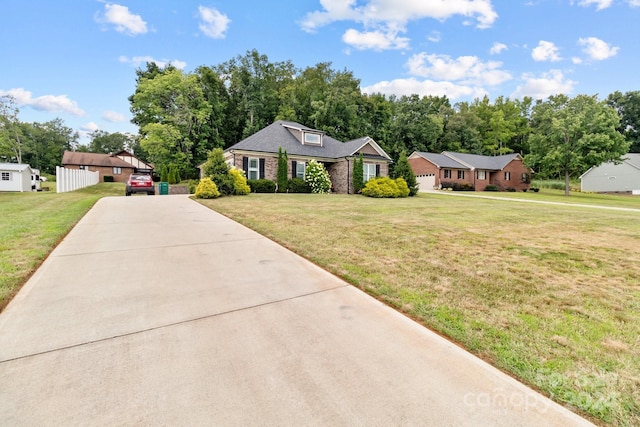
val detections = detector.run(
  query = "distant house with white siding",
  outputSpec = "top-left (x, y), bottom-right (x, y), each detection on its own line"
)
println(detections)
top-left (0, 163), bottom-right (33, 192)
top-left (580, 153), bottom-right (640, 193)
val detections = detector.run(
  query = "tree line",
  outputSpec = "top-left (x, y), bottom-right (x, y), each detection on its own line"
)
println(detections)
top-left (2, 49), bottom-right (637, 181)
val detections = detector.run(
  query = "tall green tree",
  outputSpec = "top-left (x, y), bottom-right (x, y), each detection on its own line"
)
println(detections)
top-left (130, 68), bottom-right (212, 177)
top-left (87, 130), bottom-right (132, 154)
top-left (526, 94), bottom-right (629, 195)
top-left (202, 147), bottom-right (234, 195)
top-left (276, 147), bottom-right (288, 193)
top-left (393, 150), bottom-right (418, 196)
top-left (21, 119), bottom-right (78, 173)
top-left (607, 90), bottom-right (640, 153)
top-left (0, 95), bottom-right (23, 163)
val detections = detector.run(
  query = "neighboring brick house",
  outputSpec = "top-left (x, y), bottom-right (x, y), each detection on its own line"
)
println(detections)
top-left (408, 151), bottom-right (531, 192)
top-left (222, 120), bottom-right (392, 194)
top-left (61, 150), bottom-right (153, 183)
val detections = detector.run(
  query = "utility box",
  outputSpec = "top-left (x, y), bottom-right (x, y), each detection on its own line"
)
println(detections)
top-left (159, 182), bottom-right (169, 195)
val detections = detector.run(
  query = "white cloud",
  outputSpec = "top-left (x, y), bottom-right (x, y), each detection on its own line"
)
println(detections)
top-left (362, 78), bottom-right (486, 100)
top-left (427, 31), bottom-right (441, 43)
top-left (342, 28), bottom-right (409, 50)
top-left (102, 111), bottom-right (126, 122)
top-left (198, 6), bottom-right (231, 39)
top-left (532, 40), bottom-right (561, 62)
top-left (118, 56), bottom-right (187, 69)
top-left (627, 0), bottom-right (640, 6)
top-left (81, 122), bottom-right (100, 132)
top-left (406, 53), bottom-right (512, 86)
top-left (511, 70), bottom-right (576, 100)
top-left (578, 37), bottom-right (619, 60)
top-left (97, 3), bottom-right (148, 36)
top-left (0, 88), bottom-right (85, 116)
top-left (490, 42), bottom-right (508, 55)
top-left (301, 0), bottom-right (497, 51)
top-left (576, 0), bottom-right (613, 10)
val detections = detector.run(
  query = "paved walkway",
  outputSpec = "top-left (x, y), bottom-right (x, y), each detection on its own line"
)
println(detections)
top-left (0, 195), bottom-right (594, 426)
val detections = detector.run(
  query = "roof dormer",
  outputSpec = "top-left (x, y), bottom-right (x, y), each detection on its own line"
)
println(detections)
top-left (303, 131), bottom-right (322, 146)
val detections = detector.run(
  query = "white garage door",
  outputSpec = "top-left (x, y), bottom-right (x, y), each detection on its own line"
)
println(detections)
top-left (416, 174), bottom-right (436, 192)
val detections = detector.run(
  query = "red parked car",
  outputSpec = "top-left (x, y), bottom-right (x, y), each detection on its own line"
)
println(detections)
top-left (125, 173), bottom-right (155, 196)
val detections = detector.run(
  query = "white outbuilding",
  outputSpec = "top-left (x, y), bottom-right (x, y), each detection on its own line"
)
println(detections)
top-left (0, 163), bottom-right (34, 192)
top-left (580, 153), bottom-right (640, 194)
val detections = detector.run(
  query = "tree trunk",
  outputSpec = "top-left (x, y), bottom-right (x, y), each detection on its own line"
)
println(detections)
top-left (564, 170), bottom-right (570, 196)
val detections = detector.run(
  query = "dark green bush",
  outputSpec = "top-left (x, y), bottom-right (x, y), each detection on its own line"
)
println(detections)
top-left (103, 176), bottom-right (114, 182)
top-left (484, 185), bottom-right (499, 191)
top-left (442, 181), bottom-right (474, 191)
top-left (188, 179), bottom-right (199, 194)
top-left (248, 179), bottom-right (276, 193)
top-left (506, 187), bottom-right (516, 192)
top-left (287, 178), bottom-right (311, 193)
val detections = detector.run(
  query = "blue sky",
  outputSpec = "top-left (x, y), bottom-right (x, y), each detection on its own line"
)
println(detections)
top-left (1, 0), bottom-right (639, 142)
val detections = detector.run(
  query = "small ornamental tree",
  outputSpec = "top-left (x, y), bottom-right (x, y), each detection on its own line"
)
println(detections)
top-left (229, 168), bottom-right (250, 195)
top-left (277, 147), bottom-right (288, 193)
top-left (361, 177), bottom-right (410, 198)
top-left (194, 177), bottom-right (220, 199)
top-left (160, 164), bottom-right (169, 182)
top-left (203, 148), bottom-right (234, 195)
top-left (304, 159), bottom-right (331, 194)
top-left (353, 152), bottom-right (364, 193)
top-left (393, 150), bottom-right (418, 196)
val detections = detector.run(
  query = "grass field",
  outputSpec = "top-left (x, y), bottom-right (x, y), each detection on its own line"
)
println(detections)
top-left (198, 191), bottom-right (640, 426)
top-left (0, 183), bottom-right (124, 310)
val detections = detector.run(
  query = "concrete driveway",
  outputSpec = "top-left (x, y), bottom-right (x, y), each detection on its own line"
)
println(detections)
top-left (0, 195), bottom-right (594, 426)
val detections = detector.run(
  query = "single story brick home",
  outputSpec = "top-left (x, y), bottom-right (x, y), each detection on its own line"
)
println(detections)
top-left (408, 151), bottom-right (531, 192)
top-left (222, 120), bottom-right (392, 194)
top-left (0, 163), bottom-right (33, 192)
top-left (580, 153), bottom-right (640, 194)
top-left (61, 150), bottom-right (153, 183)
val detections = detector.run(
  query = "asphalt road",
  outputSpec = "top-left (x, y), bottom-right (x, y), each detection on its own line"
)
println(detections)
top-left (0, 195), bottom-right (594, 426)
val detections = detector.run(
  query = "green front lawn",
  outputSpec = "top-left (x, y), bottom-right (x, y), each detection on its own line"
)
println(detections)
top-left (199, 191), bottom-right (640, 426)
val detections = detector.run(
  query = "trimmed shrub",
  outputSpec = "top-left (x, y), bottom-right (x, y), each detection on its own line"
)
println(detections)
top-left (353, 153), bottom-right (364, 193)
top-left (442, 181), bottom-right (475, 191)
top-left (103, 176), bottom-right (114, 182)
top-left (287, 177), bottom-right (311, 193)
top-left (305, 159), bottom-right (332, 194)
top-left (484, 185), bottom-right (499, 192)
top-left (248, 179), bottom-right (276, 193)
top-left (229, 168), bottom-right (250, 195)
top-left (276, 147), bottom-right (288, 193)
top-left (194, 177), bottom-right (220, 199)
top-left (188, 179), bottom-right (199, 194)
top-left (361, 177), bottom-right (410, 198)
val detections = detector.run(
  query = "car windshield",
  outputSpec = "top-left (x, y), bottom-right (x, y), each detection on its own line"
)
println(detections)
top-left (132, 175), bottom-right (150, 181)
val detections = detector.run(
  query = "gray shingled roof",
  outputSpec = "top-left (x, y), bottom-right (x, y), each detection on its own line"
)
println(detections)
top-left (442, 152), bottom-right (521, 171)
top-left (413, 152), bottom-right (469, 169)
top-left (624, 153), bottom-right (640, 169)
top-left (226, 120), bottom-right (390, 160)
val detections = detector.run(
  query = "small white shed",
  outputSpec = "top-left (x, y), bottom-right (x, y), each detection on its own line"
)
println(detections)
top-left (0, 163), bottom-right (34, 192)
top-left (580, 154), bottom-right (640, 193)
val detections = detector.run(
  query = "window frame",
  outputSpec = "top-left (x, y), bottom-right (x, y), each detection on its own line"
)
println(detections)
top-left (248, 157), bottom-right (260, 180)
top-left (1, 172), bottom-right (11, 181)
top-left (457, 170), bottom-right (465, 180)
top-left (444, 169), bottom-right (451, 179)
top-left (504, 171), bottom-right (511, 181)
top-left (477, 170), bottom-right (486, 180)
top-left (295, 161), bottom-right (306, 179)
top-left (303, 132), bottom-right (322, 146)
top-left (113, 167), bottom-right (122, 175)
top-left (363, 163), bottom-right (377, 182)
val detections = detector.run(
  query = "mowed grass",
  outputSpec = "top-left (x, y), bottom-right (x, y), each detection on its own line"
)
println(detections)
top-left (199, 191), bottom-right (640, 426)
top-left (0, 183), bottom-right (124, 311)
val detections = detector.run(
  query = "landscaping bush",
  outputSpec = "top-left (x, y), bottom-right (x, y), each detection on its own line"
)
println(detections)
top-left (287, 177), bottom-right (311, 193)
top-left (484, 185), bottom-right (499, 192)
top-left (103, 176), bottom-right (114, 182)
top-left (248, 179), bottom-right (276, 193)
top-left (442, 182), bottom-right (475, 191)
top-left (304, 159), bottom-right (332, 194)
top-left (188, 179), bottom-right (199, 194)
top-left (194, 177), bottom-right (220, 199)
top-left (229, 168), bottom-right (250, 195)
top-left (361, 177), bottom-right (410, 198)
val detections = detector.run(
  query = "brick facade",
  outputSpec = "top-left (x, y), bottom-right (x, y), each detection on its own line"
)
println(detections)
top-left (63, 165), bottom-right (134, 183)
top-left (230, 153), bottom-right (389, 194)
